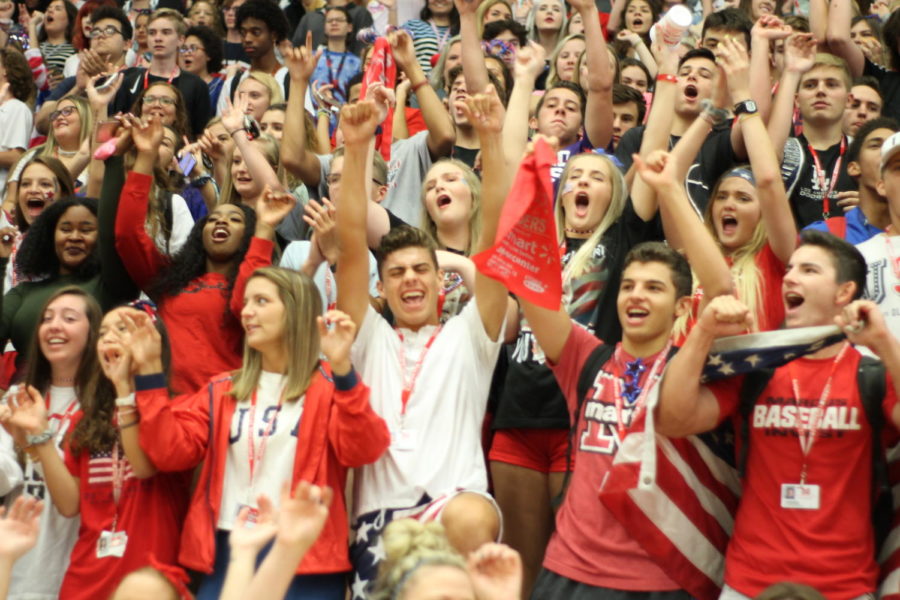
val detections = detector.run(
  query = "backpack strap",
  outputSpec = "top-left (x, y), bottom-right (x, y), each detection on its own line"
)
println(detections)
top-left (858, 356), bottom-right (891, 554)
top-left (552, 342), bottom-right (615, 509)
top-left (780, 137), bottom-right (805, 200)
top-left (737, 368), bottom-right (775, 478)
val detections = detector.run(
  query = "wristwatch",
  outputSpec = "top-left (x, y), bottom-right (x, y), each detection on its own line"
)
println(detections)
top-left (700, 99), bottom-right (729, 126)
top-left (733, 100), bottom-right (758, 116)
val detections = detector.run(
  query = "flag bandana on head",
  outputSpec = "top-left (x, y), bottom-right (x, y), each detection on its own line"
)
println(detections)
top-left (598, 324), bottom-right (849, 600)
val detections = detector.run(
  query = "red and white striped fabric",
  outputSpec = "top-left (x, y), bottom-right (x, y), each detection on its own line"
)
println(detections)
top-left (599, 385), bottom-right (742, 600)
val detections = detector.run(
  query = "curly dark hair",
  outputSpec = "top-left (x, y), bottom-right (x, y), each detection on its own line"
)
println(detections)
top-left (185, 24), bottom-right (224, 74)
top-left (71, 303), bottom-right (173, 456)
top-left (236, 0), bottom-right (289, 43)
top-left (0, 48), bottom-right (36, 104)
top-left (23, 286), bottom-right (102, 400)
top-left (15, 196), bottom-right (99, 280)
top-left (149, 203), bottom-right (257, 310)
top-left (131, 81), bottom-right (189, 142)
top-left (37, 0), bottom-right (78, 44)
top-left (90, 5), bottom-right (134, 41)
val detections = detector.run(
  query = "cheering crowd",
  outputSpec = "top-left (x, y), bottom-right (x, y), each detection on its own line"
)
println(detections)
top-left (0, 0), bottom-right (898, 598)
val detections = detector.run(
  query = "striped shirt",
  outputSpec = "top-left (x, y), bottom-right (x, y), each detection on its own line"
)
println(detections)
top-left (400, 19), bottom-right (450, 74)
top-left (40, 42), bottom-right (75, 77)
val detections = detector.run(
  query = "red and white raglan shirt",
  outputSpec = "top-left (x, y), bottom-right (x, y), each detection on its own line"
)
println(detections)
top-left (544, 325), bottom-right (681, 590)
top-left (709, 347), bottom-right (898, 598)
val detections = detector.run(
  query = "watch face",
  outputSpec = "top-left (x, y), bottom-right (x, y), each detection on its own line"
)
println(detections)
top-left (738, 100), bottom-right (757, 113)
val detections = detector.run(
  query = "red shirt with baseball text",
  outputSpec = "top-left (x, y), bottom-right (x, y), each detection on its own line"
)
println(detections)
top-left (709, 348), bottom-right (897, 599)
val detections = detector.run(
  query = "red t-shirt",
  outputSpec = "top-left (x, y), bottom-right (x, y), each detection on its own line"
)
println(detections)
top-left (544, 326), bottom-right (679, 590)
top-left (709, 349), bottom-right (897, 598)
top-left (676, 243), bottom-right (785, 346)
top-left (59, 414), bottom-right (188, 600)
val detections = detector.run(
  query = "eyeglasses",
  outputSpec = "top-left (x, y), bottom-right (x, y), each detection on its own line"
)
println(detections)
top-left (325, 17), bottom-right (347, 24)
top-left (49, 105), bottom-right (77, 121)
top-left (179, 44), bottom-right (203, 54)
top-left (88, 25), bottom-right (121, 38)
top-left (142, 95), bottom-right (176, 106)
top-left (133, 8), bottom-right (151, 15)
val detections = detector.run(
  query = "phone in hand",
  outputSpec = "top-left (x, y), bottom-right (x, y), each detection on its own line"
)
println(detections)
top-left (178, 153), bottom-right (196, 177)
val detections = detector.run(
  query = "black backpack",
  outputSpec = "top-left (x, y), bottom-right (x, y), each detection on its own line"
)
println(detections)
top-left (737, 356), bottom-right (892, 553)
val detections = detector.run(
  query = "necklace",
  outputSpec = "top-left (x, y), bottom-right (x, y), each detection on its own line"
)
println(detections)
top-left (565, 227), bottom-right (595, 236)
top-left (56, 148), bottom-right (77, 157)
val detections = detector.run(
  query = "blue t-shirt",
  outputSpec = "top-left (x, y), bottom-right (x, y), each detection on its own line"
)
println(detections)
top-left (804, 206), bottom-right (882, 245)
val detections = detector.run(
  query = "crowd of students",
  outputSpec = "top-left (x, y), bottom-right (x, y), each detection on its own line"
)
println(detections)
top-left (0, 0), bottom-right (896, 598)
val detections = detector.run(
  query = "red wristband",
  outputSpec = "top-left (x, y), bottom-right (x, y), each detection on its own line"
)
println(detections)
top-left (656, 73), bottom-right (678, 84)
top-left (410, 79), bottom-right (429, 94)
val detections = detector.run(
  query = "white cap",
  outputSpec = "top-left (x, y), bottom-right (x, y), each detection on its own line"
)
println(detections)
top-left (881, 131), bottom-right (900, 170)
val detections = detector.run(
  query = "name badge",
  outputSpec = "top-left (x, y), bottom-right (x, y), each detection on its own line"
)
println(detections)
top-left (96, 530), bottom-right (128, 558)
top-left (781, 483), bottom-right (821, 510)
top-left (392, 429), bottom-right (417, 452)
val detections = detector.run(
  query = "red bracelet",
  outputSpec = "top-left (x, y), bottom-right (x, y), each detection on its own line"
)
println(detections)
top-left (656, 73), bottom-right (678, 84)
top-left (410, 79), bottom-right (429, 94)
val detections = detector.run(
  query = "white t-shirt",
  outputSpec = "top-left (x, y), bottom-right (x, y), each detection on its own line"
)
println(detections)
top-left (858, 233), bottom-right (900, 354)
top-left (0, 99), bottom-right (34, 201)
top-left (2, 385), bottom-right (80, 600)
top-left (147, 192), bottom-right (194, 256)
top-left (218, 371), bottom-right (304, 529)
top-left (279, 241), bottom-right (380, 312)
top-left (351, 301), bottom-right (503, 516)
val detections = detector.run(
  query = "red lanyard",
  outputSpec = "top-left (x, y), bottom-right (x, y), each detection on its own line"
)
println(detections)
top-left (610, 340), bottom-right (672, 438)
top-left (247, 389), bottom-right (282, 488)
top-left (785, 342), bottom-right (849, 483)
top-left (808, 136), bottom-right (846, 218)
top-left (324, 50), bottom-right (347, 89)
top-left (143, 65), bottom-right (178, 90)
top-left (396, 327), bottom-right (441, 416)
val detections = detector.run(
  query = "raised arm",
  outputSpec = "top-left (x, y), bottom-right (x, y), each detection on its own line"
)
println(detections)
top-left (720, 36), bottom-right (797, 264)
top-left (456, 0), bottom-right (491, 94)
top-left (390, 29), bottom-right (455, 160)
top-left (336, 100), bottom-right (382, 329)
top-left (656, 295), bottom-right (753, 437)
top-left (629, 44), bottom-right (681, 221)
top-left (767, 33), bottom-right (816, 161)
top-left (501, 42), bottom-right (546, 168)
top-left (634, 150), bottom-right (733, 309)
top-left (222, 95), bottom-right (284, 192)
top-left (826, 0), bottom-right (864, 77)
top-left (749, 16), bottom-right (793, 122)
top-left (281, 32), bottom-right (324, 185)
top-left (575, 0), bottom-right (614, 149)
top-left (458, 86), bottom-right (510, 341)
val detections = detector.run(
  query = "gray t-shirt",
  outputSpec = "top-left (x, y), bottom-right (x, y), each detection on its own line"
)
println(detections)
top-left (316, 131), bottom-right (433, 227)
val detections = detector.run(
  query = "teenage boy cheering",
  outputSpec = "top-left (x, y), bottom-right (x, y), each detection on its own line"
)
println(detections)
top-left (657, 230), bottom-right (900, 599)
top-left (335, 89), bottom-right (508, 598)
top-left (768, 35), bottom-right (854, 227)
top-left (110, 8), bottom-right (210, 137)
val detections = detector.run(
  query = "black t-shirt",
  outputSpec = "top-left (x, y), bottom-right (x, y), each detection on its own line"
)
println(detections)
top-left (614, 121), bottom-right (738, 215)
top-left (452, 145), bottom-right (479, 170)
top-left (864, 58), bottom-right (900, 124)
top-left (110, 67), bottom-right (212, 138)
top-left (223, 41), bottom-right (250, 67)
top-left (493, 200), bottom-right (664, 430)
top-left (787, 133), bottom-right (855, 228)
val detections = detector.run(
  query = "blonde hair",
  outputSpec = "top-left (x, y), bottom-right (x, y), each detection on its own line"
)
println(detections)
top-left (370, 519), bottom-right (468, 600)
top-left (420, 159), bottom-right (482, 256)
top-left (43, 95), bottom-right (94, 158)
top-left (230, 267), bottom-right (322, 403)
top-left (242, 71), bottom-right (284, 107)
top-left (526, 0), bottom-right (567, 42)
top-left (554, 153), bottom-right (627, 285)
top-left (220, 134), bottom-right (286, 206)
top-left (673, 172), bottom-right (767, 338)
top-left (476, 0), bottom-right (513, 35)
top-left (149, 8), bottom-right (186, 36)
top-left (546, 33), bottom-right (585, 87)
